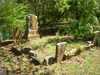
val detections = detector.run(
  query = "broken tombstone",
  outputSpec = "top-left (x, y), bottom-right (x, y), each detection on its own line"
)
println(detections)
top-left (21, 47), bottom-right (37, 57)
top-left (10, 46), bottom-right (22, 56)
top-left (0, 40), bottom-right (15, 48)
top-left (42, 56), bottom-right (55, 65)
top-left (21, 47), bottom-right (32, 54)
top-left (28, 56), bottom-right (41, 65)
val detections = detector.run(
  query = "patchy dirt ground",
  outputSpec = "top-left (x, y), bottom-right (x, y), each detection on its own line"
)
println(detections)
top-left (0, 36), bottom-right (100, 75)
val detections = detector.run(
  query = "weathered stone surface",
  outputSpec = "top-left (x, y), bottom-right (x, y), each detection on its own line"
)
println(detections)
top-left (42, 56), bottom-right (55, 65)
top-left (29, 56), bottom-right (41, 65)
top-left (93, 31), bottom-right (100, 47)
top-left (26, 14), bottom-right (39, 40)
top-left (0, 40), bottom-right (15, 47)
top-left (21, 47), bottom-right (32, 54)
top-left (10, 46), bottom-right (40, 65)
top-left (10, 46), bottom-right (37, 58)
top-left (21, 47), bottom-right (37, 57)
top-left (55, 42), bottom-right (66, 62)
top-left (68, 48), bottom-right (77, 56)
top-left (10, 46), bottom-right (22, 56)
top-left (29, 50), bottom-right (37, 57)
top-left (84, 41), bottom-right (94, 50)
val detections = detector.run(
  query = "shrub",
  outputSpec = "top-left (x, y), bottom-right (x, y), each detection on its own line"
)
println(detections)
top-left (0, 0), bottom-right (28, 39)
top-left (66, 0), bottom-right (99, 40)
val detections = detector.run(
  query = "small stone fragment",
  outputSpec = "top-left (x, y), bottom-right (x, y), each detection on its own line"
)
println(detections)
top-left (43, 56), bottom-right (55, 65)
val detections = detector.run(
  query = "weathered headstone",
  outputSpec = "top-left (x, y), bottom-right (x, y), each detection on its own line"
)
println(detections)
top-left (26, 14), bottom-right (39, 40)
top-left (93, 31), bottom-right (100, 47)
top-left (55, 42), bottom-right (66, 62)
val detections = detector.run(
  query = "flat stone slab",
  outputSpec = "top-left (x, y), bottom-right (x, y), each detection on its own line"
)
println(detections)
top-left (0, 40), bottom-right (15, 47)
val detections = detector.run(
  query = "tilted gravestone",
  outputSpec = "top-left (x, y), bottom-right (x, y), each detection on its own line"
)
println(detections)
top-left (26, 14), bottom-right (39, 40)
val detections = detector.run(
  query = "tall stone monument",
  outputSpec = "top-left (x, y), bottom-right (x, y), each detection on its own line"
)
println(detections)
top-left (26, 14), bottom-right (39, 40)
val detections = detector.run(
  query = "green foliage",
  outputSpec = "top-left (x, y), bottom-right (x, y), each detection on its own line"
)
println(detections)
top-left (54, 0), bottom-right (70, 16)
top-left (28, 0), bottom-right (99, 40)
top-left (0, 0), bottom-right (99, 40)
top-left (66, 0), bottom-right (99, 40)
top-left (27, 0), bottom-right (70, 25)
top-left (0, 0), bottom-right (28, 39)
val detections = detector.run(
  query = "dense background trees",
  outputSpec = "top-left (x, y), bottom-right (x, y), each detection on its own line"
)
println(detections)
top-left (0, 0), bottom-right (28, 39)
top-left (66, 0), bottom-right (99, 40)
top-left (0, 0), bottom-right (100, 40)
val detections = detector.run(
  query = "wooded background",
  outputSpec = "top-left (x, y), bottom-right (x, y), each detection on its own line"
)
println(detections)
top-left (0, 0), bottom-right (100, 40)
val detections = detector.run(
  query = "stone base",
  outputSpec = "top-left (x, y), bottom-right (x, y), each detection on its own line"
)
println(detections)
top-left (28, 34), bottom-right (40, 40)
